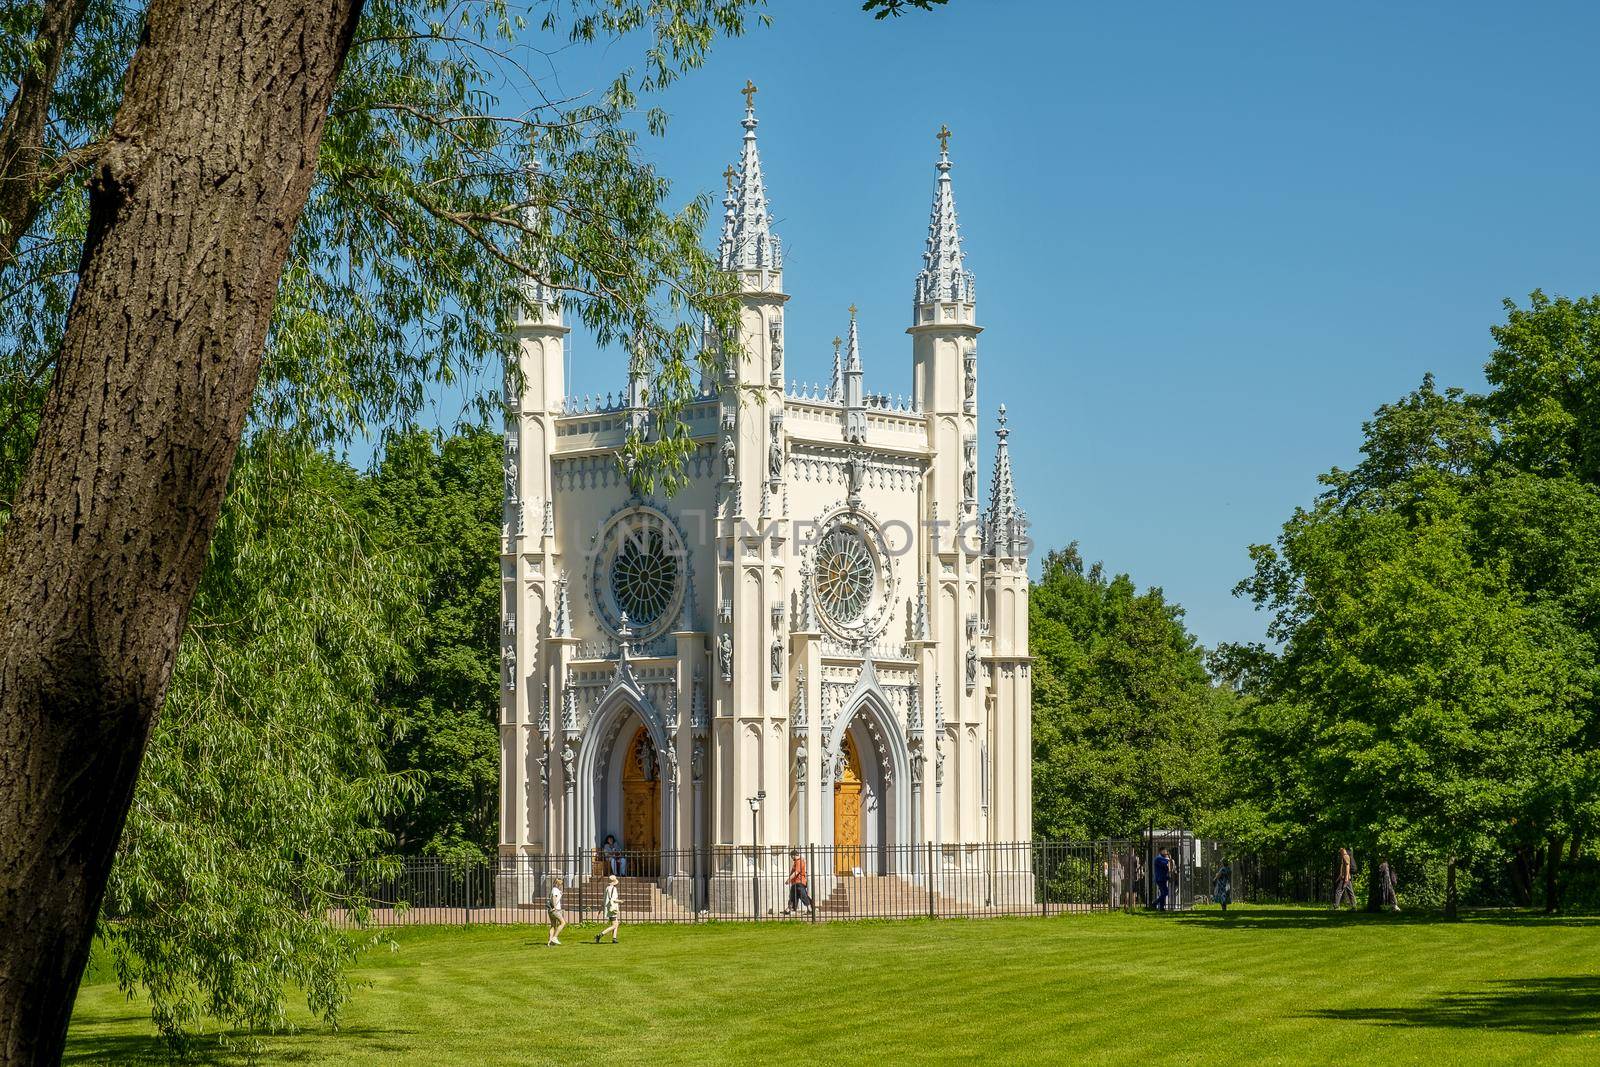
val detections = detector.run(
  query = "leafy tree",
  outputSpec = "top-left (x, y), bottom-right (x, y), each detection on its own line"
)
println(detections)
top-left (363, 427), bottom-right (502, 861)
top-left (1031, 544), bottom-right (1229, 839)
top-left (1226, 351), bottom-right (1600, 914)
top-left (102, 439), bottom-right (420, 1043)
top-left (0, 0), bottom-right (769, 1053)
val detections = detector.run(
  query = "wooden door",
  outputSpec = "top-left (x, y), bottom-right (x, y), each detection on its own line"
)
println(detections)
top-left (621, 726), bottom-right (659, 875)
top-left (834, 732), bottom-right (863, 875)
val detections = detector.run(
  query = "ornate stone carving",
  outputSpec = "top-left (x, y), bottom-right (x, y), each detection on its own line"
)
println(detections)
top-left (768, 413), bottom-right (784, 480)
top-left (562, 683), bottom-right (578, 732)
top-left (965, 646), bottom-right (977, 693)
top-left (962, 434), bottom-right (976, 505)
top-left (692, 738), bottom-right (705, 781)
top-left (718, 631), bottom-right (733, 681)
top-left (770, 638), bottom-right (783, 686)
top-left (964, 350), bottom-right (977, 415)
top-left (846, 451), bottom-right (865, 509)
top-left (691, 668), bottom-right (707, 729)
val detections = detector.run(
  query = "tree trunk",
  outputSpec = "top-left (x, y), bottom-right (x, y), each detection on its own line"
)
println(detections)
top-left (1544, 836), bottom-right (1563, 915)
top-left (1444, 856), bottom-right (1458, 920)
top-left (0, 0), bottom-right (364, 1059)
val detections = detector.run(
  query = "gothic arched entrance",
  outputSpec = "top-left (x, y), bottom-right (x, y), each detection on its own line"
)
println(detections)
top-left (621, 725), bottom-right (660, 875)
top-left (834, 732), bottom-right (864, 875)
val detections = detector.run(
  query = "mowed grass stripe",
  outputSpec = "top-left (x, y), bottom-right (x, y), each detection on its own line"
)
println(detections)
top-left (67, 910), bottom-right (1600, 1065)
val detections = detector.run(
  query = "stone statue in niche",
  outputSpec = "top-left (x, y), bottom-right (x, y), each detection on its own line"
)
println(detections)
top-left (965, 646), bottom-right (978, 692)
top-left (964, 351), bottom-right (976, 414)
top-left (846, 452), bottom-right (865, 508)
top-left (718, 631), bottom-right (734, 681)
top-left (770, 638), bottom-right (783, 684)
top-left (692, 738), bottom-right (705, 781)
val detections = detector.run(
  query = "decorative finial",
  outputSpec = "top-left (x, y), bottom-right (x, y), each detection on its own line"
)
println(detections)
top-left (998, 403), bottom-right (1008, 433)
top-left (937, 124), bottom-right (951, 154)
top-left (741, 79), bottom-right (758, 109)
top-left (723, 163), bottom-right (735, 193)
top-left (832, 336), bottom-right (841, 351)
top-left (848, 303), bottom-right (857, 319)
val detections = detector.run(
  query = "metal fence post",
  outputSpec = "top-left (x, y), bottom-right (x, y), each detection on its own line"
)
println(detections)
top-left (926, 841), bottom-right (935, 919)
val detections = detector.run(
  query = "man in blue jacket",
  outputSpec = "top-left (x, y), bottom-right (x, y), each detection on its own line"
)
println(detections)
top-left (1153, 847), bottom-right (1171, 911)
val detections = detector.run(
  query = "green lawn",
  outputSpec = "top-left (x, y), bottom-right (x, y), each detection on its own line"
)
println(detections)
top-left (67, 909), bottom-right (1600, 1064)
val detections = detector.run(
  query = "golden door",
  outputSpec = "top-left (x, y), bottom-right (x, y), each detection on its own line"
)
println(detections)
top-left (621, 726), bottom-right (659, 876)
top-left (833, 732), bottom-right (863, 875)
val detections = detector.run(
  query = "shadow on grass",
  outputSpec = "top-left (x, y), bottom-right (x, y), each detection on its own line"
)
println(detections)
top-left (1158, 907), bottom-right (1600, 930)
top-left (1307, 977), bottom-right (1600, 1035)
top-left (64, 1026), bottom-right (417, 1066)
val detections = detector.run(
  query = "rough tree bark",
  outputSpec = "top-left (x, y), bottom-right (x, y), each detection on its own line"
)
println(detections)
top-left (0, 0), bottom-right (92, 275)
top-left (0, 0), bottom-right (364, 1059)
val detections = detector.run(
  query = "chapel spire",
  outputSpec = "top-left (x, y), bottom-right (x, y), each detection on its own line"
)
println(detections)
top-left (719, 80), bottom-right (781, 272)
top-left (843, 306), bottom-right (866, 442)
top-left (985, 404), bottom-right (1026, 558)
top-left (913, 125), bottom-right (975, 308)
top-left (828, 334), bottom-right (843, 402)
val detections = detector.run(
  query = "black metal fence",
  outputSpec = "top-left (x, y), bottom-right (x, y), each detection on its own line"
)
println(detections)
top-left (330, 837), bottom-right (1218, 927)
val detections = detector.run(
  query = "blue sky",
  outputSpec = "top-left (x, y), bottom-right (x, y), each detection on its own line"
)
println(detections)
top-left (423, 0), bottom-right (1600, 649)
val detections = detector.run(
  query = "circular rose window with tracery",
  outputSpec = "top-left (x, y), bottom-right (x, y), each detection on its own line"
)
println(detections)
top-left (612, 527), bottom-right (678, 627)
top-left (591, 509), bottom-right (687, 640)
top-left (816, 526), bottom-right (876, 625)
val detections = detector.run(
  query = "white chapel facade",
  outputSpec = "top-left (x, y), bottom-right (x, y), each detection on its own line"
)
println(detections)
top-left (498, 89), bottom-right (1031, 899)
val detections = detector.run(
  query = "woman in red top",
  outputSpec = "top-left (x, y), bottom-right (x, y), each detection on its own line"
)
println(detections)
top-left (786, 850), bottom-right (812, 914)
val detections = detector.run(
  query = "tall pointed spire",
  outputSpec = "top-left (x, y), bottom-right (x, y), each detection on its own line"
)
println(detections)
top-left (720, 80), bottom-right (781, 272)
top-left (914, 125), bottom-right (975, 307)
top-left (843, 306), bottom-right (866, 443)
top-left (715, 162), bottom-right (738, 270)
top-left (828, 334), bottom-right (843, 402)
top-left (519, 154), bottom-right (559, 315)
top-left (985, 404), bottom-right (1026, 558)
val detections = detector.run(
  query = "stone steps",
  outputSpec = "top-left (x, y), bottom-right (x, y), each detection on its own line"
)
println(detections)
top-left (574, 876), bottom-right (692, 921)
top-left (819, 874), bottom-right (945, 917)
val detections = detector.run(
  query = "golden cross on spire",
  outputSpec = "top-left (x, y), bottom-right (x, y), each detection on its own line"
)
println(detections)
top-left (848, 304), bottom-right (858, 318)
top-left (723, 164), bottom-right (735, 193)
top-left (741, 80), bottom-right (758, 109)
top-left (832, 336), bottom-right (841, 350)
top-left (937, 124), bottom-right (952, 154)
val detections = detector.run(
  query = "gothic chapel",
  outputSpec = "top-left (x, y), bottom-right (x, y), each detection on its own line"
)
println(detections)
top-left (499, 85), bottom-right (1031, 909)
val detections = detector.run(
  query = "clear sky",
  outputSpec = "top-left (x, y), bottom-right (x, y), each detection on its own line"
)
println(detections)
top-left (414, 0), bottom-right (1600, 650)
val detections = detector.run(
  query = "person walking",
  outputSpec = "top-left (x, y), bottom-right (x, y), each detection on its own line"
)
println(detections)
top-left (1378, 857), bottom-right (1401, 912)
top-left (1127, 848), bottom-right (1144, 913)
top-left (546, 879), bottom-right (567, 946)
top-left (786, 849), bottom-right (813, 914)
top-left (1153, 847), bottom-right (1171, 911)
top-left (595, 874), bottom-right (621, 943)
top-left (1212, 857), bottom-right (1233, 913)
top-left (1332, 847), bottom-right (1356, 910)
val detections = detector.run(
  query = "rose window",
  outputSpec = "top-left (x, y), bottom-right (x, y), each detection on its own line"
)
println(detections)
top-left (816, 528), bottom-right (875, 624)
top-left (610, 528), bottom-right (678, 628)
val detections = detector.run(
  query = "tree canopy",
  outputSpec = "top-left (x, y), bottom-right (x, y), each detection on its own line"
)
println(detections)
top-left (1030, 544), bottom-right (1230, 840)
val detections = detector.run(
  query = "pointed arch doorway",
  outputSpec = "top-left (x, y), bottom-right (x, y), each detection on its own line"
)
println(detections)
top-left (833, 732), bottom-right (864, 875)
top-left (621, 725), bottom-right (660, 876)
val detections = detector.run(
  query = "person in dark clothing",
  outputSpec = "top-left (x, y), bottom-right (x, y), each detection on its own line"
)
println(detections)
top-left (1378, 857), bottom-right (1400, 912)
top-left (1153, 848), bottom-right (1171, 911)
top-left (1212, 857), bottom-right (1233, 912)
